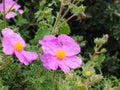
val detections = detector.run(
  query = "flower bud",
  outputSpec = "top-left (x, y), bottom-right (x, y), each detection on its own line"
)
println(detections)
top-left (83, 66), bottom-right (95, 77)
top-left (94, 38), bottom-right (101, 46)
top-left (102, 34), bottom-right (109, 44)
top-left (90, 74), bottom-right (103, 83)
top-left (100, 48), bottom-right (107, 53)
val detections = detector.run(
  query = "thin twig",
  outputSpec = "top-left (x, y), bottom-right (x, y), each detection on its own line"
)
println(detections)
top-left (3, 0), bottom-right (6, 28)
top-left (0, 55), bottom-right (13, 71)
top-left (52, 0), bottom-right (64, 34)
top-left (58, 14), bottom-right (75, 29)
top-left (91, 44), bottom-right (102, 61)
top-left (62, 0), bottom-right (76, 18)
top-left (52, 14), bottom-right (75, 35)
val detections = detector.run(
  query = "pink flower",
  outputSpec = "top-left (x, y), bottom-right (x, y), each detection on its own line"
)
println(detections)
top-left (2, 28), bottom-right (38, 65)
top-left (0, 0), bottom-right (23, 19)
top-left (39, 34), bottom-right (82, 73)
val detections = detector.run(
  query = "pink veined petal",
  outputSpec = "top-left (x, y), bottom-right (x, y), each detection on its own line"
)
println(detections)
top-left (18, 9), bottom-right (23, 14)
top-left (63, 56), bottom-right (82, 69)
top-left (41, 54), bottom-right (58, 70)
top-left (5, 12), bottom-right (16, 19)
top-left (21, 50), bottom-right (38, 62)
top-left (40, 45), bottom-right (60, 55)
top-left (39, 35), bottom-right (57, 43)
top-left (59, 62), bottom-right (70, 73)
top-left (2, 37), bottom-right (14, 55)
top-left (13, 3), bottom-right (21, 10)
top-left (15, 51), bottom-right (29, 65)
top-left (10, 33), bottom-right (26, 47)
top-left (58, 34), bottom-right (80, 56)
top-left (2, 28), bottom-right (26, 47)
top-left (39, 35), bottom-right (63, 55)
top-left (40, 40), bottom-right (60, 55)
top-left (2, 28), bottom-right (14, 37)
top-left (0, 3), bottom-right (2, 11)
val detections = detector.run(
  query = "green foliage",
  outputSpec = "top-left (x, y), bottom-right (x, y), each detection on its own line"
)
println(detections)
top-left (0, 0), bottom-right (120, 90)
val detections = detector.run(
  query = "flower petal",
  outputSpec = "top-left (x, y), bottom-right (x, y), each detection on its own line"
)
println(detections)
top-left (41, 54), bottom-right (58, 70)
top-left (15, 51), bottom-right (29, 65)
top-left (13, 3), bottom-right (21, 10)
top-left (2, 37), bottom-right (14, 55)
top-left (18, 9), bottom-right (24, 14)
top-left (2, 28), bottom-right (14, 36)
top-left (5, 12), bottom-right (16, 19)
top-left (58, 34), bottom-right (80, 56)
top-left (2, 28), bottom-right (26, 47)
top-left (39, 35), bottom-right (60, 55)
top-left (21, 50), bottom-right (38, 62)
top-left (39, 35), bottom-right (57, 43)
top-left (63, 56), bottom-right (82, 69)
top-left (59, 62), bottom-right (70, 73)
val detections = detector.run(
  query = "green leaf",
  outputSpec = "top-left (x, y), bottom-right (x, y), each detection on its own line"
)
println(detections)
top-left (33, 22), bottom-right (51, 44)
top-left (74, 85), bottom-right (87, 90)
top-left (59, 24), bottom-right (71, 34)
top-left (98, 54), bottom-right (105, 63)
top-left (0, 81), bottom-right (9, 90)
top-left (113, 86), bottom-right (120, 90)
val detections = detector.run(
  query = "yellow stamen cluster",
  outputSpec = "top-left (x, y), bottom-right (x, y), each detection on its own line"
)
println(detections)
top-left (14, 42), bottom-right (23, 51)
top-left (56, 49), bottom-right (66, 60)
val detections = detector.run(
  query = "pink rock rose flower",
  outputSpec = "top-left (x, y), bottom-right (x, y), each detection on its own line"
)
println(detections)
top-left (39, 34), bottom-right (82, 73)
top-left (2, 28), bottom-right (38, 65)
top-left (0, 0), bottom-right (23, 19)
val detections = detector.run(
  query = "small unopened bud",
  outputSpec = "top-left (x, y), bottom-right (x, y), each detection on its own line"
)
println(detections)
top-left (84, 71), bottom-right (92, 77)
top-left (94, 38), bottom-right (101, 45)
top-left (103, 34), bottom-right (109, 39)
top-left (102, 34), bottom-right (109, 44)
top-left (91, 74), bottom-right (103, 83)
top-left (83, 67), bottom-right (95, 77)
top-left (100, 48), bottom-right (107, 53)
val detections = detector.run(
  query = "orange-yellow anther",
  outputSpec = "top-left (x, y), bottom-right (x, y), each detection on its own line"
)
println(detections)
top-left (14, 42), bottom-right (23, 51)
top-left (56, 49), bottom-right (66, 60)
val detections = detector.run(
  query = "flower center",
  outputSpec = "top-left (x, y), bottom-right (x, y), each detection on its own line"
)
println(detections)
top-left (14, 42), bottom-right (23, 51)
top-left (7, 6), bottom-right (13, 12)
top-left (56, 49), bottom-right (66, 60)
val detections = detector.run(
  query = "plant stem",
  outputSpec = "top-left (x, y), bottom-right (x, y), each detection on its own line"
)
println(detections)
top-left (52, 14), bottom-right (76, 35)
top-left (52, 70), bottom-right (56, 88)
top-left (0, 55), bottom-right (13, 71)
top-left (91, 44), bottom-right (102, 61)
top-left (58, 14), bottom-right (76, 29)
top-left (62, 0), bottom-right (76, 18)
top-left (3, 0), bottom-right (6, 28)
top-left (52, 0), bottom-right (64, 35)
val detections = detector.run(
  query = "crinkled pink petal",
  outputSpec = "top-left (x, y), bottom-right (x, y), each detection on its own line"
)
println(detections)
top-left (13, 3), bottom-right (21, 10)
top-left (18, 9), bottom-right (23, 14)
top-left (15, 51), bottom-right (29, 65)
top-left (63, 56), bottom-right (82, 69)
top-left (39, 35), bottom-right (60, 55)
top-left (0, 0), bottom-right (23, 19)
top-left (2, 28), bottom-right (14, 36)
top-left (21, 50), bottom-right (38, 62)
top-left (41, 54), bottom-right (58, 70)
top-left (2, 28), bottom-right (26, 47)
top-left (0, 4), bottom-right (2, 11)
top-left (59, 62), bottom-right (70, 73)
top-left (5, 12), bottom-right (16, 19)
top-left (2, 37), bottom-right (14, 55)
top-left (40, 45), bottom-right (59, 55)
top-left (58, 34), bottom-right (80, 56)
top-left (39, 35), bottom-right (56, 42)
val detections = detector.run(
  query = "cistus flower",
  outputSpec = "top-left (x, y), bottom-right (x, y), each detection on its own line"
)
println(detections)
top-left (2, 28), bottom-right (38, 65)
top-left (39, 34), bottom-right (82, 73)
top-left (0, 0), bottom-right (23, 19)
